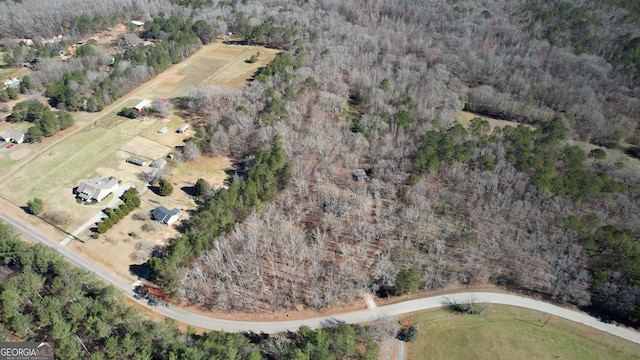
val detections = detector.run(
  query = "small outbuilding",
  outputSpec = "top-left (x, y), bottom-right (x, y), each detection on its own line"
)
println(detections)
top-left (158, 126), bottom-right (168, 134)
top-left (152, 206), bottom-right (181, 225)
top-left (126, 157), bottom-right (147, 166)
top-left (176, 124), bottom-right (190, 133)
top-left (76, 178), bottom-right (118, 202)
top-left (133, 99), bottom-right (152, 111)
top-left (150, 157), bottom-right (167, 169)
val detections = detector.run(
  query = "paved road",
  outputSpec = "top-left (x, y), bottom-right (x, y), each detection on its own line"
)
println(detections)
top-left (1, 210), bottom-right (640, 345)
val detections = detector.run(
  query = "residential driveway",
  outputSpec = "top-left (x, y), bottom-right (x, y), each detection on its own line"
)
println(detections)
top-left (60, 185), bottom-right (130, 245)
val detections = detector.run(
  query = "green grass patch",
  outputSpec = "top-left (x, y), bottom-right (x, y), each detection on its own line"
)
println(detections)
top-left (0, 118), bottom-right (152, 203)
top-left (0, 67), bottom-right (31, 81)
top-left (176, 157), bottom-right (231, 186)
top-left (178, 57), bottom-right (228, 78)
top-left (404, 305), bottom-right (640, 360)
top-left (96, 111), bottom-right (128, 129)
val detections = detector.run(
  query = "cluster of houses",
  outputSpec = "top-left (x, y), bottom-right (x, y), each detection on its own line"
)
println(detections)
top-left (74, 176), bottom-right (181, 225)
top-left (73, 125), bottom-right (183, 228)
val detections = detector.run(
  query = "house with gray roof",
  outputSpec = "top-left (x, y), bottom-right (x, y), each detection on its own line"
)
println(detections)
top-left (127, 157), bottom-right (147, 166)
top-left (152, 206), bottom-right (181, 225)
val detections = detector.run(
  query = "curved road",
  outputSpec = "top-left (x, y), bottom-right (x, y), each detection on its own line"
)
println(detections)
top-left (1, 210), bottom-right (640, 345)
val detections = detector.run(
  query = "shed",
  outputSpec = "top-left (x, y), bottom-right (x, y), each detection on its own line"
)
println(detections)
top-left (150, 158), bottom-right (167, 169)
top-left (158, 126), bottom-right (168, 134)
top-left (177, 124), bottom-right (190, 133)
top-left (152, 206), bottom-right (181, 225)
top-left (126, 157), bottom-right (147, 166)
top-left (133, 99), bottom-right (152, 111)
top-left (131, 20), bottom-right (145, 27)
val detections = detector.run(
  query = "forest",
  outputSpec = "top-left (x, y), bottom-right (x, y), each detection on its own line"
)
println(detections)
top-left (1, 0), bottom-right (640, 342)
top-left (0, 222), bottom-right (382, 359)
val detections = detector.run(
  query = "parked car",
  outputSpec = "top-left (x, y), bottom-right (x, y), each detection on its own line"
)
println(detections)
top-left (6, 144), bottom-right (14, 149)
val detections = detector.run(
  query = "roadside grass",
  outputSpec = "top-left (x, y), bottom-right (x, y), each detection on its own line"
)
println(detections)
top-left (404, 305), bottom-right (640, 360)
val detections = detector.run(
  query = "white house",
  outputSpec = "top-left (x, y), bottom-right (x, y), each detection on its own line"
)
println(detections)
top-left (133, 99), bottom-right (152, 111)
top-left (76, 178), bottom-right (119, 202)
top-left (0, 129), bottom-right (26, 144)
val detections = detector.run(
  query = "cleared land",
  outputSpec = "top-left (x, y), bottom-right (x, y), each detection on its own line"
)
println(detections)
top-left (0, 41), bottom-right (274, 232)
top-left (67, 155), bottom-right (231, 282)
top-left (404, 305), bottom-right (640, 360)
top-left (458, 110), bottom-right (536, 131)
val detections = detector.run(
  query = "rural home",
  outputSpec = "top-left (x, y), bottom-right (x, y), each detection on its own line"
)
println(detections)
top-left (76, 178), bottom-right (118, 202)
top-left (152, 206), bottom-right (181, 225)
top-left (177, 124), bottom-right (189, 133)
top-left (133, 99), bottom-right (152, 111)
top-left (0, 129), bottom-right (26, 144)
top-left (3, 76), bottom-right (20, 89)
top-left (127, 157), bottom-right (147, 166)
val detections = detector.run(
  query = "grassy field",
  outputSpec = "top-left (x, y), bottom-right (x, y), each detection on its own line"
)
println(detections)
top-left (404, 305), bottom-right (640, 360)
top-left (139, 43), bottom-right (278, 97)
top-left (0, 41), bottom-right (268, 232)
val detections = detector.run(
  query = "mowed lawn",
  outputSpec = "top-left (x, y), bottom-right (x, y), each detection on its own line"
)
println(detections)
top-left (404, 305), bottom-right (640, 360)
top-left (1, 118), bottom-right (152, 203)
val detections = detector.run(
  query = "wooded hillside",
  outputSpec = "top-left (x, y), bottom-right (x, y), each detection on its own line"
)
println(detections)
top-left (0, 222), bottom-right (381, 359)
top-left (2, 0), bottom-right (640, 328)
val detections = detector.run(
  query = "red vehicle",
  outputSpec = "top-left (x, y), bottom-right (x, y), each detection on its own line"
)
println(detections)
top-left (6, 144), bottom-right (14, 149)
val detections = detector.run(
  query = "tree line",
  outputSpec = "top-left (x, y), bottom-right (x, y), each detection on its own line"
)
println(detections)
top-left (95, 188), bottom-right (141, 234)
top-left (7, 100), bottom-right (74, 142)
top-left (31, 15), bottom-right (211, 112)
top-left (0, 221), bottom-right (382, 359)
top-left (150, 136), bottom-right (290, 295)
